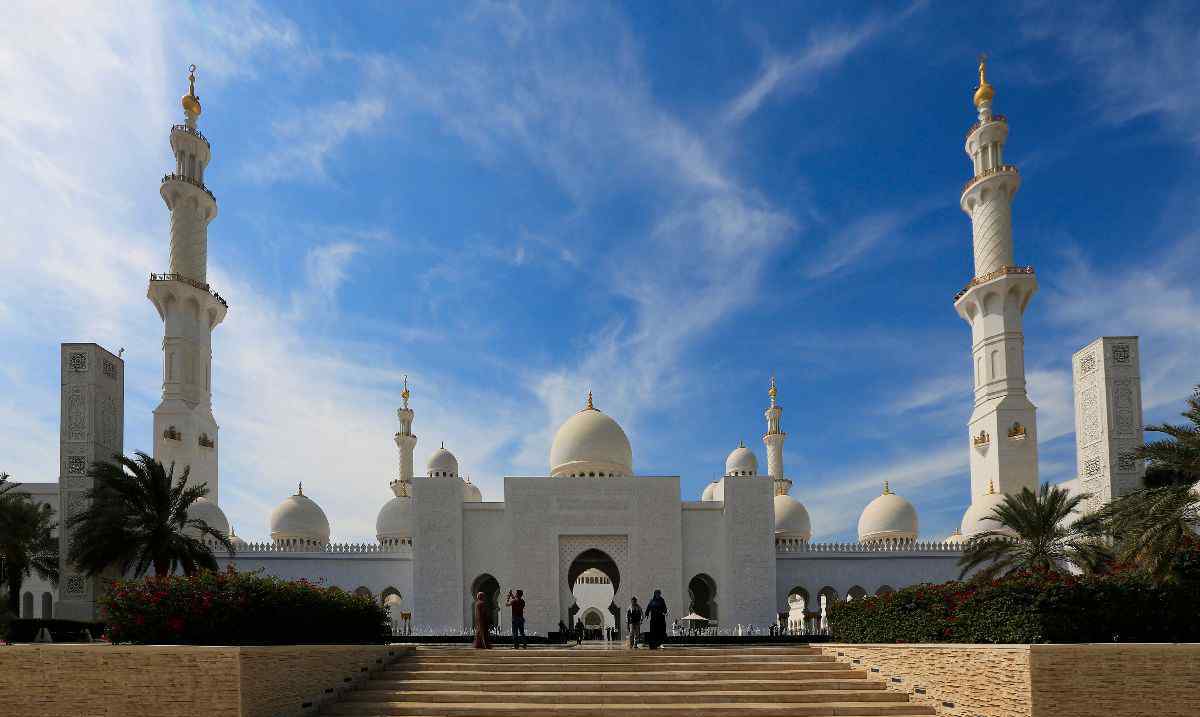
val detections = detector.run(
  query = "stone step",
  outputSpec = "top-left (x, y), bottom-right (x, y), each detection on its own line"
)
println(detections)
top-left (372, 678), bottom-right (875, 692)
top-left (410, 648), bottom-right (824, 658)
top-left (405, 653), bottom-right (832, 664)
top-left (395, 659), bottom-right (839, 672)
top-left (322, 700), bottom-right (936, 716)
top-left (386, 669), bottom-right (857, 681)
top-left (345, 689), bottom-right (900, 705)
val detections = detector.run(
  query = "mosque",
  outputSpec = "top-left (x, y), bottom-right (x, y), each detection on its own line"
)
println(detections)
top-left (20, 60), bottom-right (1146, 637)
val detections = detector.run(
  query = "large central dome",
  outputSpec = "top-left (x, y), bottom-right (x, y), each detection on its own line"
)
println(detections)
top-left (549, 393), bottom-right (633, 477)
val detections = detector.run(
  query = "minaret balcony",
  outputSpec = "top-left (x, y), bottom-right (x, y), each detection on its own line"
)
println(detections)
top-left (149, 272), bottom-right (228, 308)
top-left (171, 123), bottom-right (210, 148)
top-left (961, 164), bottom-right (1019, 196)
top-left (161, 173), bottom-right (216, 202)
top-left (964, 114), bottom-right (1006, 140)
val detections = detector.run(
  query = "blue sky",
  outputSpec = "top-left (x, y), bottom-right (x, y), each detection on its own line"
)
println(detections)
top-left (2, 1), bottom-right (1198, 543)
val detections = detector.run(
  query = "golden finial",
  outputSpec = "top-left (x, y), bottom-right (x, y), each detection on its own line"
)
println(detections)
top-left (586, 391), bottom-right (594, 410)
top-left (987, 479), bottom-right (995, 494)
top-left (883, 480), bottom-right (891, 495)
top-left (182, 64), bottom-right (202, 117)
top-left (768, 375), bottom-right (778, 407)
top-left (401, 375), bottom-right (410, 403)
top-left (973, 53), bottom-right (995, 109)
top-left (297, 482), bottom-right (303, 496)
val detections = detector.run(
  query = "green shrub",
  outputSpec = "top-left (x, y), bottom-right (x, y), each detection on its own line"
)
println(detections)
top-left (829, 563), bottom-right (1200, 644)
top-left (100, 568), bottom-right (389, 645)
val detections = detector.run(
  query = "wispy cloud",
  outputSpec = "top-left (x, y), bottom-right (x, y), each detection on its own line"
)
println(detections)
top-left (245, 96), bottom-right (386, 183)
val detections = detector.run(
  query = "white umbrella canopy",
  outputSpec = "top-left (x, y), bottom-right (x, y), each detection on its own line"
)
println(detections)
top-left (680, 612), bottom-right (709, 623)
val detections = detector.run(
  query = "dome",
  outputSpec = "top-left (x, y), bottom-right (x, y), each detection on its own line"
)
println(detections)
top-left (858, 482), bottom-right (918, 543)
top-left (700, 481), bottom-right (719, 501)
top-left (376, 495), bottom-right (413, 544)
top-left (549, 394), bottom-right (633, 478)
top-left (960, 482), bottom-right (1012, 538)
top-left (269, 485), bottom-right (331, 547)
top-left (228, 526), bottom-right (246, 549)
top-left (186, 497), bottom-right (229, 538)
top-left (427, 444), bottom-right (459, 478)
top-left (774, 494), bottom-right (812, 541)
top-left (725, 441), bottom-right (757, 477)
top-left (462, 478), bottom-right (482, 502)
top-left (944, 529), bottom-right (965, 545)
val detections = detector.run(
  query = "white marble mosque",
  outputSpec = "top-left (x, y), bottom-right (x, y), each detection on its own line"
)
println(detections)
top-left (15, 60), bottom-right (1148, 636)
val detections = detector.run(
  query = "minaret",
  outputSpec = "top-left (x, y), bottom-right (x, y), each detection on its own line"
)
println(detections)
top-left (147, 65), bottom-right (227, 502)
top-left (763, 376), bottom-right (791, 496)
top-left (391, 377), bottom-right (418, 497)
top-left (954, 56), bottom-right (1039, 507)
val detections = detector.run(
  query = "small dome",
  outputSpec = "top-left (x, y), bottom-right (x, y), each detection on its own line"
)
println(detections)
top-left (774, 494), bottom-right (812, 541)
top-left (376, 495), bottom-right (413, 544)
top-left (228, 527), bottom-right (246, 549)
top-left (462, 478), bottom-right (482, 502)
top-left (960, 483), bottom-right (1012, 538)
top-left (549, 394), bottom-right (633, 477)
top-left (944, 529), bottom-right (965, 545)
top-left (725, 441), bottom-right (757, 477)
top-left (427, 444), bottom-right (459, 478)
top-left (269, 485), bottom-right (331, 547)
top-left (187, 497), bottom-right (229, 538)
top-left (858, 482), bottom-right (918, 543)
top-left (700, 481), bottom-right (719, 501)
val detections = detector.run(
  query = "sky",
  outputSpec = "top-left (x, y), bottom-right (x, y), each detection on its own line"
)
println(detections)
top-left (2, 0), bottom-right (1198, 543)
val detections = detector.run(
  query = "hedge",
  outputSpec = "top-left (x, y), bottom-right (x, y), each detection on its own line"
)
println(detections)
top-left (100, 569), bottom-right (390, 645)
top-left (828, 567), bottom-right (1200, 644)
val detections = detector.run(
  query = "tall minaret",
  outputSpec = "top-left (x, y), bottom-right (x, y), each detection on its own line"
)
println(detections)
top-left (147, 65), bottom-right (227, 502)
top-left (391, 377), bottom-right (418, 497)
top-left (954, 56), bottom-right (1039, 511)
top-left (763, 376), bottom-right (790, 496)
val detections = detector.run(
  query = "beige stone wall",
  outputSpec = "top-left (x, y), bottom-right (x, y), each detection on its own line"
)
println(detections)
top-left (821, 643), bottom-right (1200, 717)
top-left (0, 644), bottom-right (408, 717)
top-left (1029, 644), bottom-right (1200, 717)
top-left (821, 643), bottom-right (1032, 717)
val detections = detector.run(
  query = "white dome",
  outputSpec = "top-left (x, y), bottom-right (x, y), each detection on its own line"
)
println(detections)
top-left (427, 445), bottom-right (459, 478)
top-left (376, 495), bottom-right (413, 544)
top-left (944, 529), bottom-right (965, 545)
top-left (725, 441), bottom-right (757, 477)
top-left (960, 484), bottom-right (1012, 538)
top-left (269, 486), bottom-right (331, 546)
top-left (858, 483), bottom-right (918, 542)
top-left (700, 481), bottom-right (719, 501)
top-left (462, 479), bottom-right (482, 502)
top-left (186, 497), bottom-right (229, 538)
top-left (228, 527), bottom-right (246, 549)
top-left (774, 494), bottom-right (812, 541)
top-left (549, 396), bottom-right (633, 477)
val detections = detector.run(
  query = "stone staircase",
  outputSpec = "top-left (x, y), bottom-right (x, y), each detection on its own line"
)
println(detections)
top-left (323, 645), bottom-right (934, 716)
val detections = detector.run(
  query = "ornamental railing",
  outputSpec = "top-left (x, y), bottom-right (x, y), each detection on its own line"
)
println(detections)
top-left (171, 123), bottom-right (210, 147)
top-left (965, 114), bottom-right (1007, 139)
top-left (961, 164), bottom-right (1019, 195)
top-left (953, 265), bottom-right (1035, 302)
top-left (776, 538), bottom-right (964, 553)
top-left (204, 539), bottom-right (413, 554)
top-left (149, 272), bottom-right (229, 308)
top-left (161, 173), bottom-right (216, 202)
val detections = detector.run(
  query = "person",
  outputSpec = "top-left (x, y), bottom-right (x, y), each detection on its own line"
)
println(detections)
top-left (626, 596), bottom-right (643, 649)
top-left (645, 589), bottom-right (668, 650)
top-left (558, 619), bottom-right (569, 643)
top-left (473, 591), bottom-right (491, 649)
top-left (506, 589), bottom-right (527, 649)
top-left (575, 617), bottom-right (585, 645)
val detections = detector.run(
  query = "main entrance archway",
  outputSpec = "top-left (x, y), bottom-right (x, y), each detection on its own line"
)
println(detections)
top-left (563, 543), bottom-right (625, 638)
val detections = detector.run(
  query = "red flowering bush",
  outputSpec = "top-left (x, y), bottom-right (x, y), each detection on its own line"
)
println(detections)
top-left (828, 555), bottom-right (1200, 644)
top-left (100, 568), bottom-right (389, 645)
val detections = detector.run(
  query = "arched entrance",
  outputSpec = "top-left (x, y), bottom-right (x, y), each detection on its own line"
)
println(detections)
top-left (566, 548), bottom-right (622, 638)
top-left (687, 573), bottom-right (718, 622)
top-left (470, 573), bottom-right (501, 633)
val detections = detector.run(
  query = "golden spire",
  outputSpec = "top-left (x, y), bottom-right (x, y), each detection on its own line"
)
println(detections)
top-left (768, 375), bottom-right (778, 407)
top-left (586, 391), bottom-right (594, 410)
top-left (987, 479), bottom-right (996, 494)
top-left (297, 482), bottom-right (303, 496)
top-left (401, 375), bottom-right (410, 405)
top-left (182, 64), bottom-right (202, 117)
top-left (883, 480), bottom-right (891, 495)
top-left (973, 54), bottom-right (995, 109)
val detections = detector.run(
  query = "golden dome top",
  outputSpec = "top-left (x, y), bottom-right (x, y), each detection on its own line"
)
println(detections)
top-left (182, 64), bottom-right (202, 117)
top-left (973, 54), bottom-right (995, 109)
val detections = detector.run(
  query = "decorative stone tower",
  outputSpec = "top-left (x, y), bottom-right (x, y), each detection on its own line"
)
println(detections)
top-left (762, 376), bottom-right (790, 495)
top-left (1073, 337), bottom-right (1145, 513)
top-left (391, 377), bottom-right (418, 497)
top-left (147, 66), bottom-right (227, 502)
top-left (953, 56), bottom-right (1039, 510)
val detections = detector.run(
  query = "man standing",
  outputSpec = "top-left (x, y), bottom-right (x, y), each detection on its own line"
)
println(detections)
top-left (575, 617), bottom-right (585, 645)
top-left (626, 596), bottom-right (643, 649)
top-left (506, 589), bottom-right (527, 649)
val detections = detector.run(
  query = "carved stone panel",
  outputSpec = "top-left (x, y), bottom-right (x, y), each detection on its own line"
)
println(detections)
top-left (65, 386), bottom-right (87, 442)
top-left (68, 351), bottom-right (88, 373)
top-left (1112, 380), bottom-right (1136, 436)
top-left (1079, 384), bottom-right (1102, 447)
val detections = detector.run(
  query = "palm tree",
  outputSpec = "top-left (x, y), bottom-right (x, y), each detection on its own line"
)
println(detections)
top-left (959, 482), bottom-right (1107, 580)
top-left (0, 476), bottom-right (60, 614)
top-left (66, 452), bottom-right (233, 578)
top-left (1083, 386), bottom-right (1200, 580)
